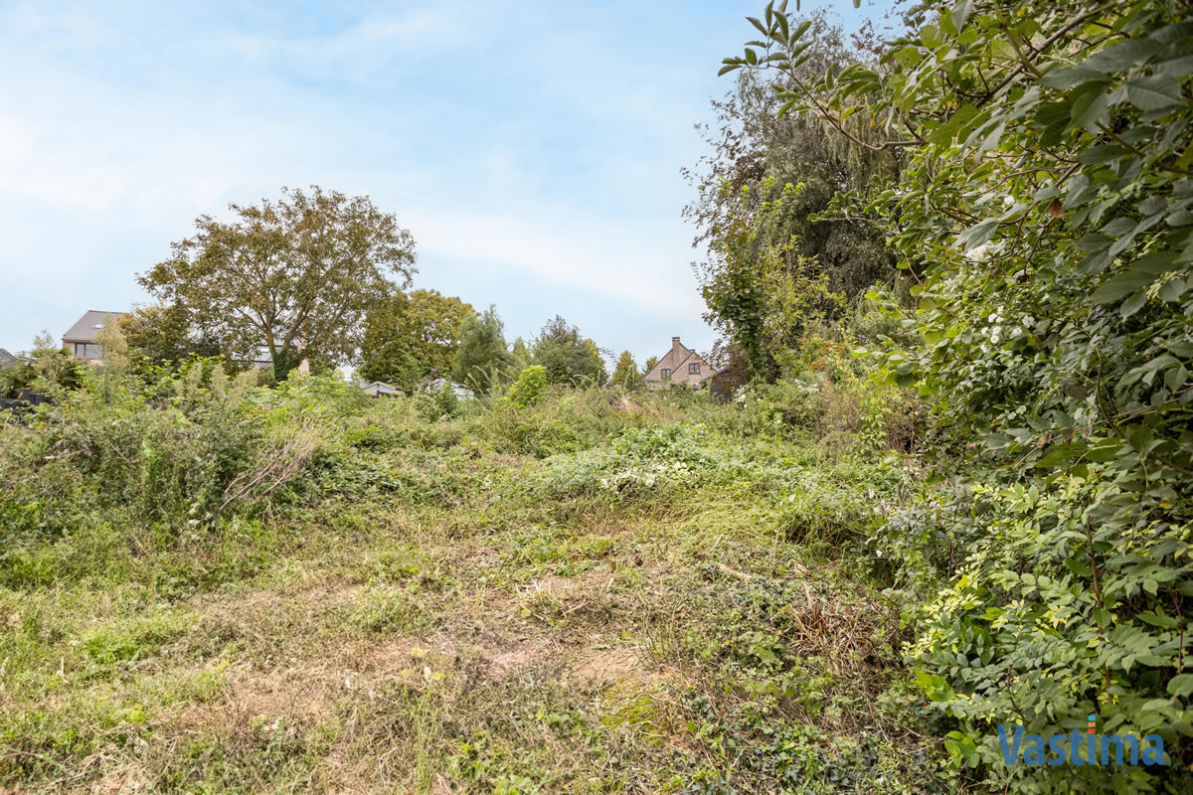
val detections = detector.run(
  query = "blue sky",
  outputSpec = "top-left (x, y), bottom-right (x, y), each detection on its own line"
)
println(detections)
top-left (0, 0), bottom-right (894, 366)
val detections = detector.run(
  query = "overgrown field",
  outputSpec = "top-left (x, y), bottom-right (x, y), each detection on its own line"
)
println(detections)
top-left (0, 369), bottom-right (953, 794)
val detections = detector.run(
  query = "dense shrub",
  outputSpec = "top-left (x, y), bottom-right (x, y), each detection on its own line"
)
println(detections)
top-left (0, 365), bottom-right (363, 549)
top-left (728, 0), bottom-right (1193, 789)
top-left (508, 365), bottom-right (547, 408)
top-left (416, 383), bottom-right (463, 422)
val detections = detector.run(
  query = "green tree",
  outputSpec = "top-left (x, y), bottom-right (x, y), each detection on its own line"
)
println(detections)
top-left (643, 355), bottom-right (659, 375)
top-left (510, 337), bottom-right (532, 372)
top-left (531, 316), bottom-right (607, 386)
top-left (688, 13), bottom-right (898, 381)
top-left (360, 290), bottom-right (474, 388)
top-left (120, 304), bottom-right (224, 370)
top-left (610, 351), bottom-right (644, 390)
top-left (701, 181), bottom-right (846, 379)
top-left (729, 1), bottom-right (1193, 788)
top-left (138, 186), bottom-right (416, 380)
top-left (452, 306), bottom-right (512, 393)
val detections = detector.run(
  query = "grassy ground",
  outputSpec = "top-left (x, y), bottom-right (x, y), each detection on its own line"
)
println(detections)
top-left (0, 383), bottom-right (951, 793)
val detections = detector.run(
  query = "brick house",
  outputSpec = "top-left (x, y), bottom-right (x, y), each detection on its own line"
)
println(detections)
top-left (643, 336), bottom-right (716, 390)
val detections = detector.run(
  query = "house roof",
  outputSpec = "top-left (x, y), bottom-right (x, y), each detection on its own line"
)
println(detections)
top-left (360, 381), bottom-right (402, 394)
top-left (0, 348), bottom-right (15, 368)
top-left (63, 310), bottom-right (127, 344)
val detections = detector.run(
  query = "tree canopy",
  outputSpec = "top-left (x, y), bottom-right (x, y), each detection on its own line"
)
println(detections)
top-left (689, 13), bottom-right (899, 380)
top-left (452, 306), bottom-right (513, 393)
top-left (610, 351), bottom-right (645, 390)
top-left (120, 304), bottom-right (223, 370)
top-left (138, 186), bottom-right (415, 378)
top-left (359, 289), bottom-right (474, 389)
top-left (531, 316), bottom-right (608, 386)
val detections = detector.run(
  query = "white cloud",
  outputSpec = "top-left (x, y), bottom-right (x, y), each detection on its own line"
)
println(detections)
top-left (214, 7), bottom-right (456, 78)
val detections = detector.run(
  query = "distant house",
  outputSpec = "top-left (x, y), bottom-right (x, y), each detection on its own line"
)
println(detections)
top-left (644, 336), bottom-right (716, 390)
top-left (425, 377), bottom-right (476, 400)
top-left (0, 348), bottom-right (15, 369)
top-left (62, 310), bottom-right (127, 364)
top-left (360, 381), bottom-right (403, 398)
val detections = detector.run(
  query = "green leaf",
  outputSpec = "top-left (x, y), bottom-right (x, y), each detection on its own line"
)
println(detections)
top-left (746, 16), bottom-right (769, 38)
top-left (1120, 291), bottom-right (1148, 318)
top-left (1126, 75), bottom-right (1185, 112)
top-left (1037, 444), bottom-right (1079, 467)
top-left (1159, 278), bottom-right (1187, 302)
top-left (1091, 251), bottom-right (1179, 302)
top-left (1165, 363), bottom-right (1189, 391)
top-left (1168, 674), bottom-right (1193, 698)
top-left (957, 218), bottom-right (999, 250)
top-left (1042, 67), bottom-right (1106, 90)
top-left (977, 121), bottom-right (1006, 157)
top-left (1155, 54), bottom-right (1193, 76)
top-left (1083, 39), bottom-right (1165, 73)
top-left (1071, 83), bottom-right (1111, 132)
top-left (1078, 144), bottom-right (1130, 165)
top-left (1093, 274), bottom-right (1153, 304)
top-left (776, 12), bottom-right (789, 43)
top-left (951, 0), bottom-right (973, 34)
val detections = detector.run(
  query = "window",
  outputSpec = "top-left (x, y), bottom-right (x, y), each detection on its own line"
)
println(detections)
top-left (74, 343), bottom-right (102, 359)
top-left (660, 368), bottom-right (671, 379)
top-left (689, 363), bottom-right (701, 374)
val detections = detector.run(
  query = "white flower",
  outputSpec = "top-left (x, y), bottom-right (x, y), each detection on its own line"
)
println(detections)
top-left (1023, 315), bottom-right (1035, 328)
top-left (1003, 195), bottom-right (1015, 207)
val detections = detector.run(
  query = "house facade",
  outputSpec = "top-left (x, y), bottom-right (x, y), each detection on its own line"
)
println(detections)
top-left (0, 348), bottom-right (15, 369)
top-left (643, 336), bottom-right (716, 390)
top-left (62, 310), bottom-right (127, 364)
top-left (360, 381), bottom-right (403, 398)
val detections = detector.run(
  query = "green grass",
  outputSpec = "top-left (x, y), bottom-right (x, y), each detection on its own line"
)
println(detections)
top-left (0, 380), bottom-right (955, 793)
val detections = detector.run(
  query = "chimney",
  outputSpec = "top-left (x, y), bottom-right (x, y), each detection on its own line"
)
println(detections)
top-left (672, 336), bottom-right (683, 358)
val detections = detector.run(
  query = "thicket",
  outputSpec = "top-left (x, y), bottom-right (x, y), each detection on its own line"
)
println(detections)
top-left (720, 0), bottom-right (1193, 789)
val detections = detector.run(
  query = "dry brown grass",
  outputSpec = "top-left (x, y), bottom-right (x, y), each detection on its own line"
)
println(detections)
top-left (783, 582), bottom-right (903, 679)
